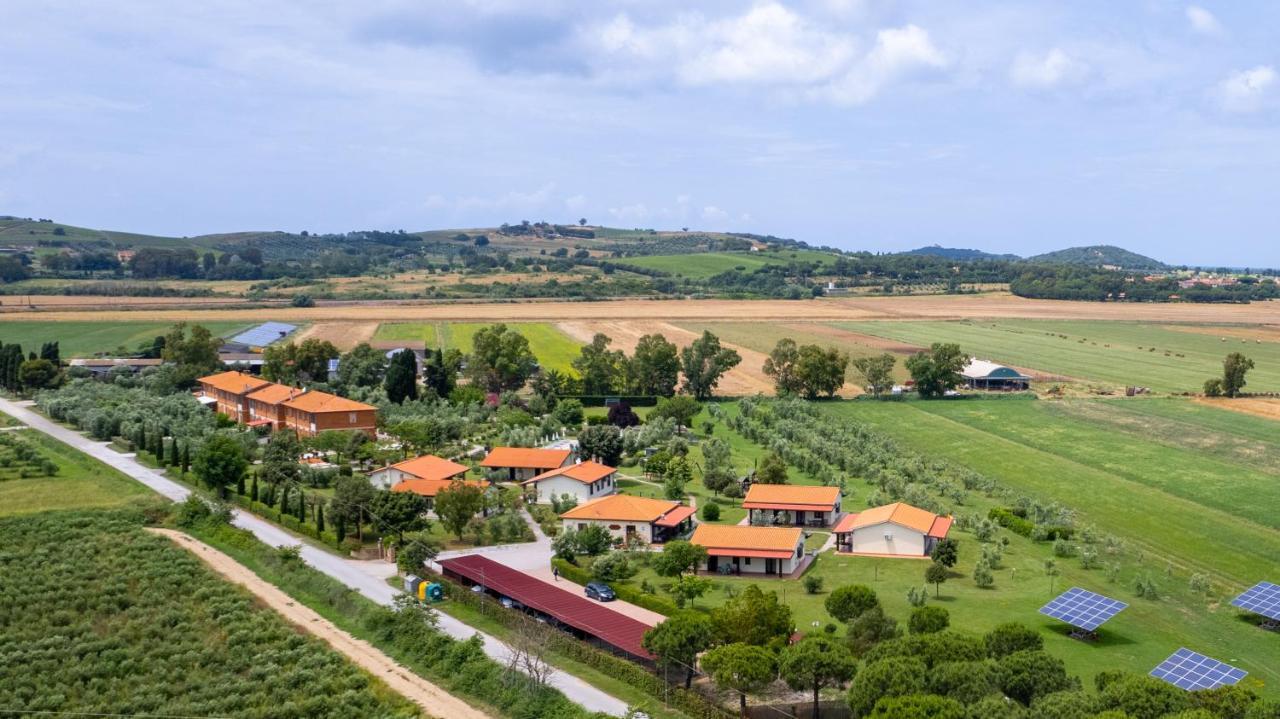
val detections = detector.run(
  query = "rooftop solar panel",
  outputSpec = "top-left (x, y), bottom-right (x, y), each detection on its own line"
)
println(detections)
top-left (1150, 648), bottom-right (1247, 691)
top-left (1038, 587), bottom-right (1128, 631)
top-left (1230, 581), bottom-right (1280, 622)
top-left (230, 322), bottom-right (297, 347)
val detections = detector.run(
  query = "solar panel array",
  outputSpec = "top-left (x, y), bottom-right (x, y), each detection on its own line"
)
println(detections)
top-left (230, 322), bottom-right (296, 347)
top-left (1230, 581), bottom-right (1280, 621)
top-left (1150, 648), bottom-right (1247, 691)
top-left (1039, 587), bottom-right (1128, 631)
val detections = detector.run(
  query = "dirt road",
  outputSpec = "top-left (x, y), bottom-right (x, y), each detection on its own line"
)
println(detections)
top-left (148, 528), bottom-right (491, 719)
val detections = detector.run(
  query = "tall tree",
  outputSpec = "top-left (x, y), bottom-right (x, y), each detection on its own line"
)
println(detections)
top-left (905, 343), bottom-right (967, 398)
top-left (295, 339), bottom-right (340, 382)
top-left (162, 323), bottom-right (221, 373)
top-left (629, 334), bottom-right (681, 396)
top-left (711, 585), bottom-right (794, 646)
top-left (332, 473), bottom-right (377, 540)
top-left (434, 482), bottom-right (486, 540)
top-left (794, 344), bottom-right (849, 399)
top-left (652, 540), bottom-right (708, 579)
top-left (18, 359), bottom-right (59, 390)
top-left (384, 349), bottom-right (419, 404)
top-left (642, 613), bottom-right (715, 689)
top-left (700, 437), bottom-right (735, 496)
top-left (851, 353), bottom-right (897, 397)
top-left (421, 347), bottom-right (458, 398)
top-left (680, 331), bottom-right (741, 400)
top-left (369, 490), bottom-right (429, 544)
top-left (577, 424), bottom-right (623, 465)
top-left (649, 395), bottom-right (702, 429)
top-left (466, 323), bottom-right (538, 392)
top-left (755, 451), bottom-right (789, 485)
top-left (1221, 352), bottom-right (1255, 398)
top-left (572, 333), bottom-right (625, 395)
top-left (192, 435), bottom-right (248, 499)
top-left (779, 636), bottom-right (857, 719)
top-left (762, 338), bottom-right (803, 395)
top-left (701, 643), bottom-right (777, 717)
top-left (336, 342), bottom-right (388, 389)
top-left (260, 431), bottom-right (302, 487)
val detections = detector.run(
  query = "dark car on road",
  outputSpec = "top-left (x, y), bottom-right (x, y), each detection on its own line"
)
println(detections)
top-left (584, 582), bottom-right (616, 602)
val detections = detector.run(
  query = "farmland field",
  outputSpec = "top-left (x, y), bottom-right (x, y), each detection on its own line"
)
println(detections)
top-left (677, 321), bottom-right (915, 384)
top-left (0, 429), bottom-right (152, 517)
top-left (0, 320), bottom-right (250, 358)
top-left (617, 250), bottom-right (837, 279)
top-left (839, 319), bottom-right (1280, 392)
top-left (0, 510), bottom-right (417, 718)
top-left (374, 321), bottom-right (580, 373)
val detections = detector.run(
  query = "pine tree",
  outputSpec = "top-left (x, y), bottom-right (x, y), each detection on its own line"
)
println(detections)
top-left (316, 505), bottom-right (325, 533)
top-left (251, 474), bottom-right (259, 502)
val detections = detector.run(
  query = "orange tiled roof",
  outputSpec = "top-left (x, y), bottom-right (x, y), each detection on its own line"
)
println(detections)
top-left (689, 524), bottom-right (803, 553)
top-left (560, 494), bottom-right (681, 523)
top-left (280, 389), bottom-right (376, 413)
top-left (480, 447), bottom-right (572, 470)
top-left (385, 454), bottom-right (469, 482)
top-left (245, 383), bottom-right (297, 405)
top-left (742, 484), bottom-right (840, 509)
top-left (392, 477), bottom-right (488, 498)
top-left (198, 370), bottom-right (271, 395)
top-left (524, 460), bottom-right (616, 485)
top-left (846, 502), bottom-right (940, 534)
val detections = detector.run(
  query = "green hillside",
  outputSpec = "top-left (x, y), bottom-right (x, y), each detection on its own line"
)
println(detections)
top-left (1027, 245), bottom-right (1167, 270)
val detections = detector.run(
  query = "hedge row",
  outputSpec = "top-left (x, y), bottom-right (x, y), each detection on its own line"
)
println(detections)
top-left (551, 557), bottom-right (684, 617)
top-left (228, 494), bottom-right (347, 552)
top-left (988, 507), bottom-right (1034, 537)
top-left (425, 566), bottom-right (733, 719)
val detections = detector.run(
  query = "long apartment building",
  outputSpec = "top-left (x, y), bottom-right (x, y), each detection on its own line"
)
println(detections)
top-left (197, 370), bottom-right (377, 437)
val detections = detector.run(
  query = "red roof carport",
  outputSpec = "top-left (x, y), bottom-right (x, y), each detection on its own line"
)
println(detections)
top-left (437, 554), bottom-right (655, 661)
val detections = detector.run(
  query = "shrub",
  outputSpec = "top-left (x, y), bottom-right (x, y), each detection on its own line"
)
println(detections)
top-left (984, 623), bottom-right (1043, 658)
top-left (908, 606), bottom-right (950, 635)
top-left (700, 502), bottom-right (721, 521)
top-left (988, 507), bottom-right (1033, 537)
top-left (803, 575), bottom-right (824, 595)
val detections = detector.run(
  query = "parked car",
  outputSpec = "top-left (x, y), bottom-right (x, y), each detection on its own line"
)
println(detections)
top-left (584, 582), bottom-right (616, 602)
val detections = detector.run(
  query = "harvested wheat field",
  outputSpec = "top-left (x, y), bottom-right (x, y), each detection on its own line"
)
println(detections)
top-left (4, 293), bottom-right (1279, 324)
top-left (293, 321), bottom-right (379, 351)
top-left (1194, 397), bottom-right (1280, 422)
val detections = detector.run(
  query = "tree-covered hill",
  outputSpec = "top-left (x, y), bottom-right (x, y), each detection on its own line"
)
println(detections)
top-left (1027, 245), bottom-right (1167, 270)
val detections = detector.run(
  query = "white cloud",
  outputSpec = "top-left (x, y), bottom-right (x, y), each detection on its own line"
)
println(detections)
top-left (1217, 65), bottom-right (1275, 112)
top-left (1009, 48), bottom-right (1087, 89)
top-left (677, 4), bottom-right (855, 86)
top-left (823, 24), bottom-right (947, 104)
top-left (1185, 6), bottom-right (1223, 36)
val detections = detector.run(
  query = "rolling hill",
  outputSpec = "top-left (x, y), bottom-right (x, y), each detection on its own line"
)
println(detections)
top-left (899, 246), bottom-right (1021, 261)
top-left (1027, 245), bottom-right (1167, 270)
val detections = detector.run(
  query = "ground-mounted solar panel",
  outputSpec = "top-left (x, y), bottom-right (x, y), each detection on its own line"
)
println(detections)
top-left (1230, 581), bottom-right (1280, 623)
top-left (1039, 587), bottom-right (1128, 633)
top-left (230, 322), bottom-right (297, 347)
top-left (1150, 648), bottom-right (1247, 691)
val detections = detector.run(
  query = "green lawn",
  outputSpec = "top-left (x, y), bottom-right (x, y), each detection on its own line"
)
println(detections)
top-left (839, 319), bottom-right (1280, 393)
top-left (0, 429), bottom-right (154, 517)
top-left (0, 320), bottom-right (250, 358)
top-left (374, 321), bottom-right (582, 373)
top-left (619, 250), bottom-right (837, 280)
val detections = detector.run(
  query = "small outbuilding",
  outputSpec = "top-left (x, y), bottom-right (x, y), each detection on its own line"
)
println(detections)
top-left (833, 502), bottom-right (953, 557)
top-left (689, 524), bottom-right (807, 577)
top-left (480, 447), bottom-right (574, 482)
top-left (522, 460), bottom-right (617, 504)
top-left (742, 484), bottom-right (842, 527)
top-left (368, 454), bottom-right (470, 490)
top-left (560, 493), bottom-right (696, 545)
top-left (961, 358), bottom-right (1030, 391)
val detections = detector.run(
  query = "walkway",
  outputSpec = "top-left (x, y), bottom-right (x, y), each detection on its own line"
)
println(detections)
top-left (0, 398), bottom-right (628, 717)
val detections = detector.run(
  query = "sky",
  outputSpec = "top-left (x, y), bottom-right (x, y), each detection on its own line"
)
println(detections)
top-left (2, 1), bottom-right (1279, 266)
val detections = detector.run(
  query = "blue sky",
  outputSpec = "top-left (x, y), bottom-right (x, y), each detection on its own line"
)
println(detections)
top-left (2, 1), bottom-right (1279, 266)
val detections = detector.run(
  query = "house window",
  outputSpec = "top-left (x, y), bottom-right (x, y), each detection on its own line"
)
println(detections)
top-left (348, 412), bottom-right (357, 424)
top-left (578, 523), bottom-right (586, 532)
top-left (744, 557), bottom-right (751, 566)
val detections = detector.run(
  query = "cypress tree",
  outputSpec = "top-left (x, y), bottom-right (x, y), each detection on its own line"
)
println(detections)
top-left (251, 474), bottom-right (259, 502)
top-left (335, 514), bottom-right (345, 543)
top-left (297, 490), bottom-right (306, 521)
top-left (316, 505), bottom-right (325, 533)
top-left (168, 438), bottom-right (180, 466)
top-left (264, 484), bottom-right (275, 508)
top-left (236, 472), bottom-right (246, 497)
top-left (180, 443), bottom-right (190, 473)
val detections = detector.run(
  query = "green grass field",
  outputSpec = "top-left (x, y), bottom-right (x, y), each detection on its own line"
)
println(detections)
top-left (619, 250), bottom-right (837, 279)
top-left (0, 429), bottom-right (153, 517)
top-left (840, 319), bottom-right (1280, 393)
top-left (374, 321), bottom-right (581, 373)
top-left (0, 320), bottom-right (250, 358)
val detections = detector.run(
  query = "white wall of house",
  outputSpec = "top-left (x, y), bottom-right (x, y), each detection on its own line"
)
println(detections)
top-left (529, 474), bottom-right (615, 504)
top-left (700, 549), bottom-right (802, 575)
top-left (563, 517), bottom-right (653, 544)
top-left (367, 466), bottom-right (418, 490)
top-left (846, 521), bottom-right (927, 556)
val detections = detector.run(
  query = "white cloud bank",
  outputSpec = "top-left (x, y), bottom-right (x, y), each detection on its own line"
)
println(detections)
top-left (1218, 65), bottom-right (1275, 112)
top-left (1185, 6), bottom-right (1223, 36)
top-left (1009, 48), bottom-right (1087, 89)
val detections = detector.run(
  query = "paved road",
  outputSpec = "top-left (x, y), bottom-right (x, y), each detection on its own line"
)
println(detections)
top-left (0, 398), bottom-right (628, 717)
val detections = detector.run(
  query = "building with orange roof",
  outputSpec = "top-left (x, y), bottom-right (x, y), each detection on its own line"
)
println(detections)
top-left (689, 524), bottom-right (807, 577)
top-left (742, 484), bottom-right (842, 527)
top-left (390, 477), bottom-right (491, 512)
top-left (522, 460), bottom-right (616, 504)
top-left (480, 446), bottom-right (573, 482)
top-left (368, 454), bottom-right (470, 490)
top-left (197, 370), bottom-right (272, 423)
top-left (279, 389), bottom-right (377, 437)
top-left (245, 382), bottom-right (299, 430)
top-left (560, 493), bottom-right (696, 544)
top-left (832, 502), bottom-right (953, 557)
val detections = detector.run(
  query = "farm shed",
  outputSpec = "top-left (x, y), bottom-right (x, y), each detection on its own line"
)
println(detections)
top-left (742, 484), bottom-right (842, 527)
top-left (559, 493), bottom-right (696, 544)
top-left (481, 446), bottom-right (573, 482)
top-left (833, 502), bottom-right (952, 557)
top-left (437, 554), bottom-right (655, 662)
top-left (961, 358), bottom-right (1030, 390)
top-left (689, 524), bottom-right (807, 577)
top-left (522, 460), bottom-right (617, 504)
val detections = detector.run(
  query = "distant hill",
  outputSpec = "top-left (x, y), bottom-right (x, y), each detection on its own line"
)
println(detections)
top-left (900, 246), bottom-right (1021, 261)
top-left (1027, 245), bottom-right (1167, 270)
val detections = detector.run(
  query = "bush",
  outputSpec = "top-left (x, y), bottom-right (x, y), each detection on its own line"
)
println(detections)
top-left (908, 606), bottom-right (950, 635)
top-left (988, 507), bottom-right (1033, 537)
top-left (803, 575), bottom-right (824, 595)
top-left (984, 623), bottom-right (1043, 658)
top-left (700, 503), bottom-right (721, 521)
top-left (551, 558), bottom-right (681, 616)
